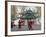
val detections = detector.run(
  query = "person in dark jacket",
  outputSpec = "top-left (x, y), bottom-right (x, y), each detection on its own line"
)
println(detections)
top-left (18, 19), bottom-right (25, 29)
top-left (11, 21), bottom-right (14, 28)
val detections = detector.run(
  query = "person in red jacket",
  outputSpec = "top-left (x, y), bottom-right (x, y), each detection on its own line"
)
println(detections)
top-left (28, 19), bottom-right (34, 30)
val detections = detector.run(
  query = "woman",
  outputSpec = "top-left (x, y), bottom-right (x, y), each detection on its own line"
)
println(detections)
top-left (28, 19), bottom-right (34, 30)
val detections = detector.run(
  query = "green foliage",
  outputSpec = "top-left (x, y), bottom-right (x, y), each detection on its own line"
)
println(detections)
top-left (20, 8), bottom-right (40, 19)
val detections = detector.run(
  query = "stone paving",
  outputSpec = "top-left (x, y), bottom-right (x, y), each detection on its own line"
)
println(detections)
top-left (11, 24), bottom-right (41, 31)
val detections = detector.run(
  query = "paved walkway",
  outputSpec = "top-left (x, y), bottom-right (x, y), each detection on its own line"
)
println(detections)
top-left (11, 24), bottom-right (41, 31)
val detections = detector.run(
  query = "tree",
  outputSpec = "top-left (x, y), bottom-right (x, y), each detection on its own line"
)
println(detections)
top-left (20, 8), bottom-right (40, 19)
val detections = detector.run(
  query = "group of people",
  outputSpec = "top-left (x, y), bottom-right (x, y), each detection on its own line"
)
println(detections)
top-left (18, 19), bottom-right (34, 30)
top-left (11, 19), bottom-right (34, 30)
